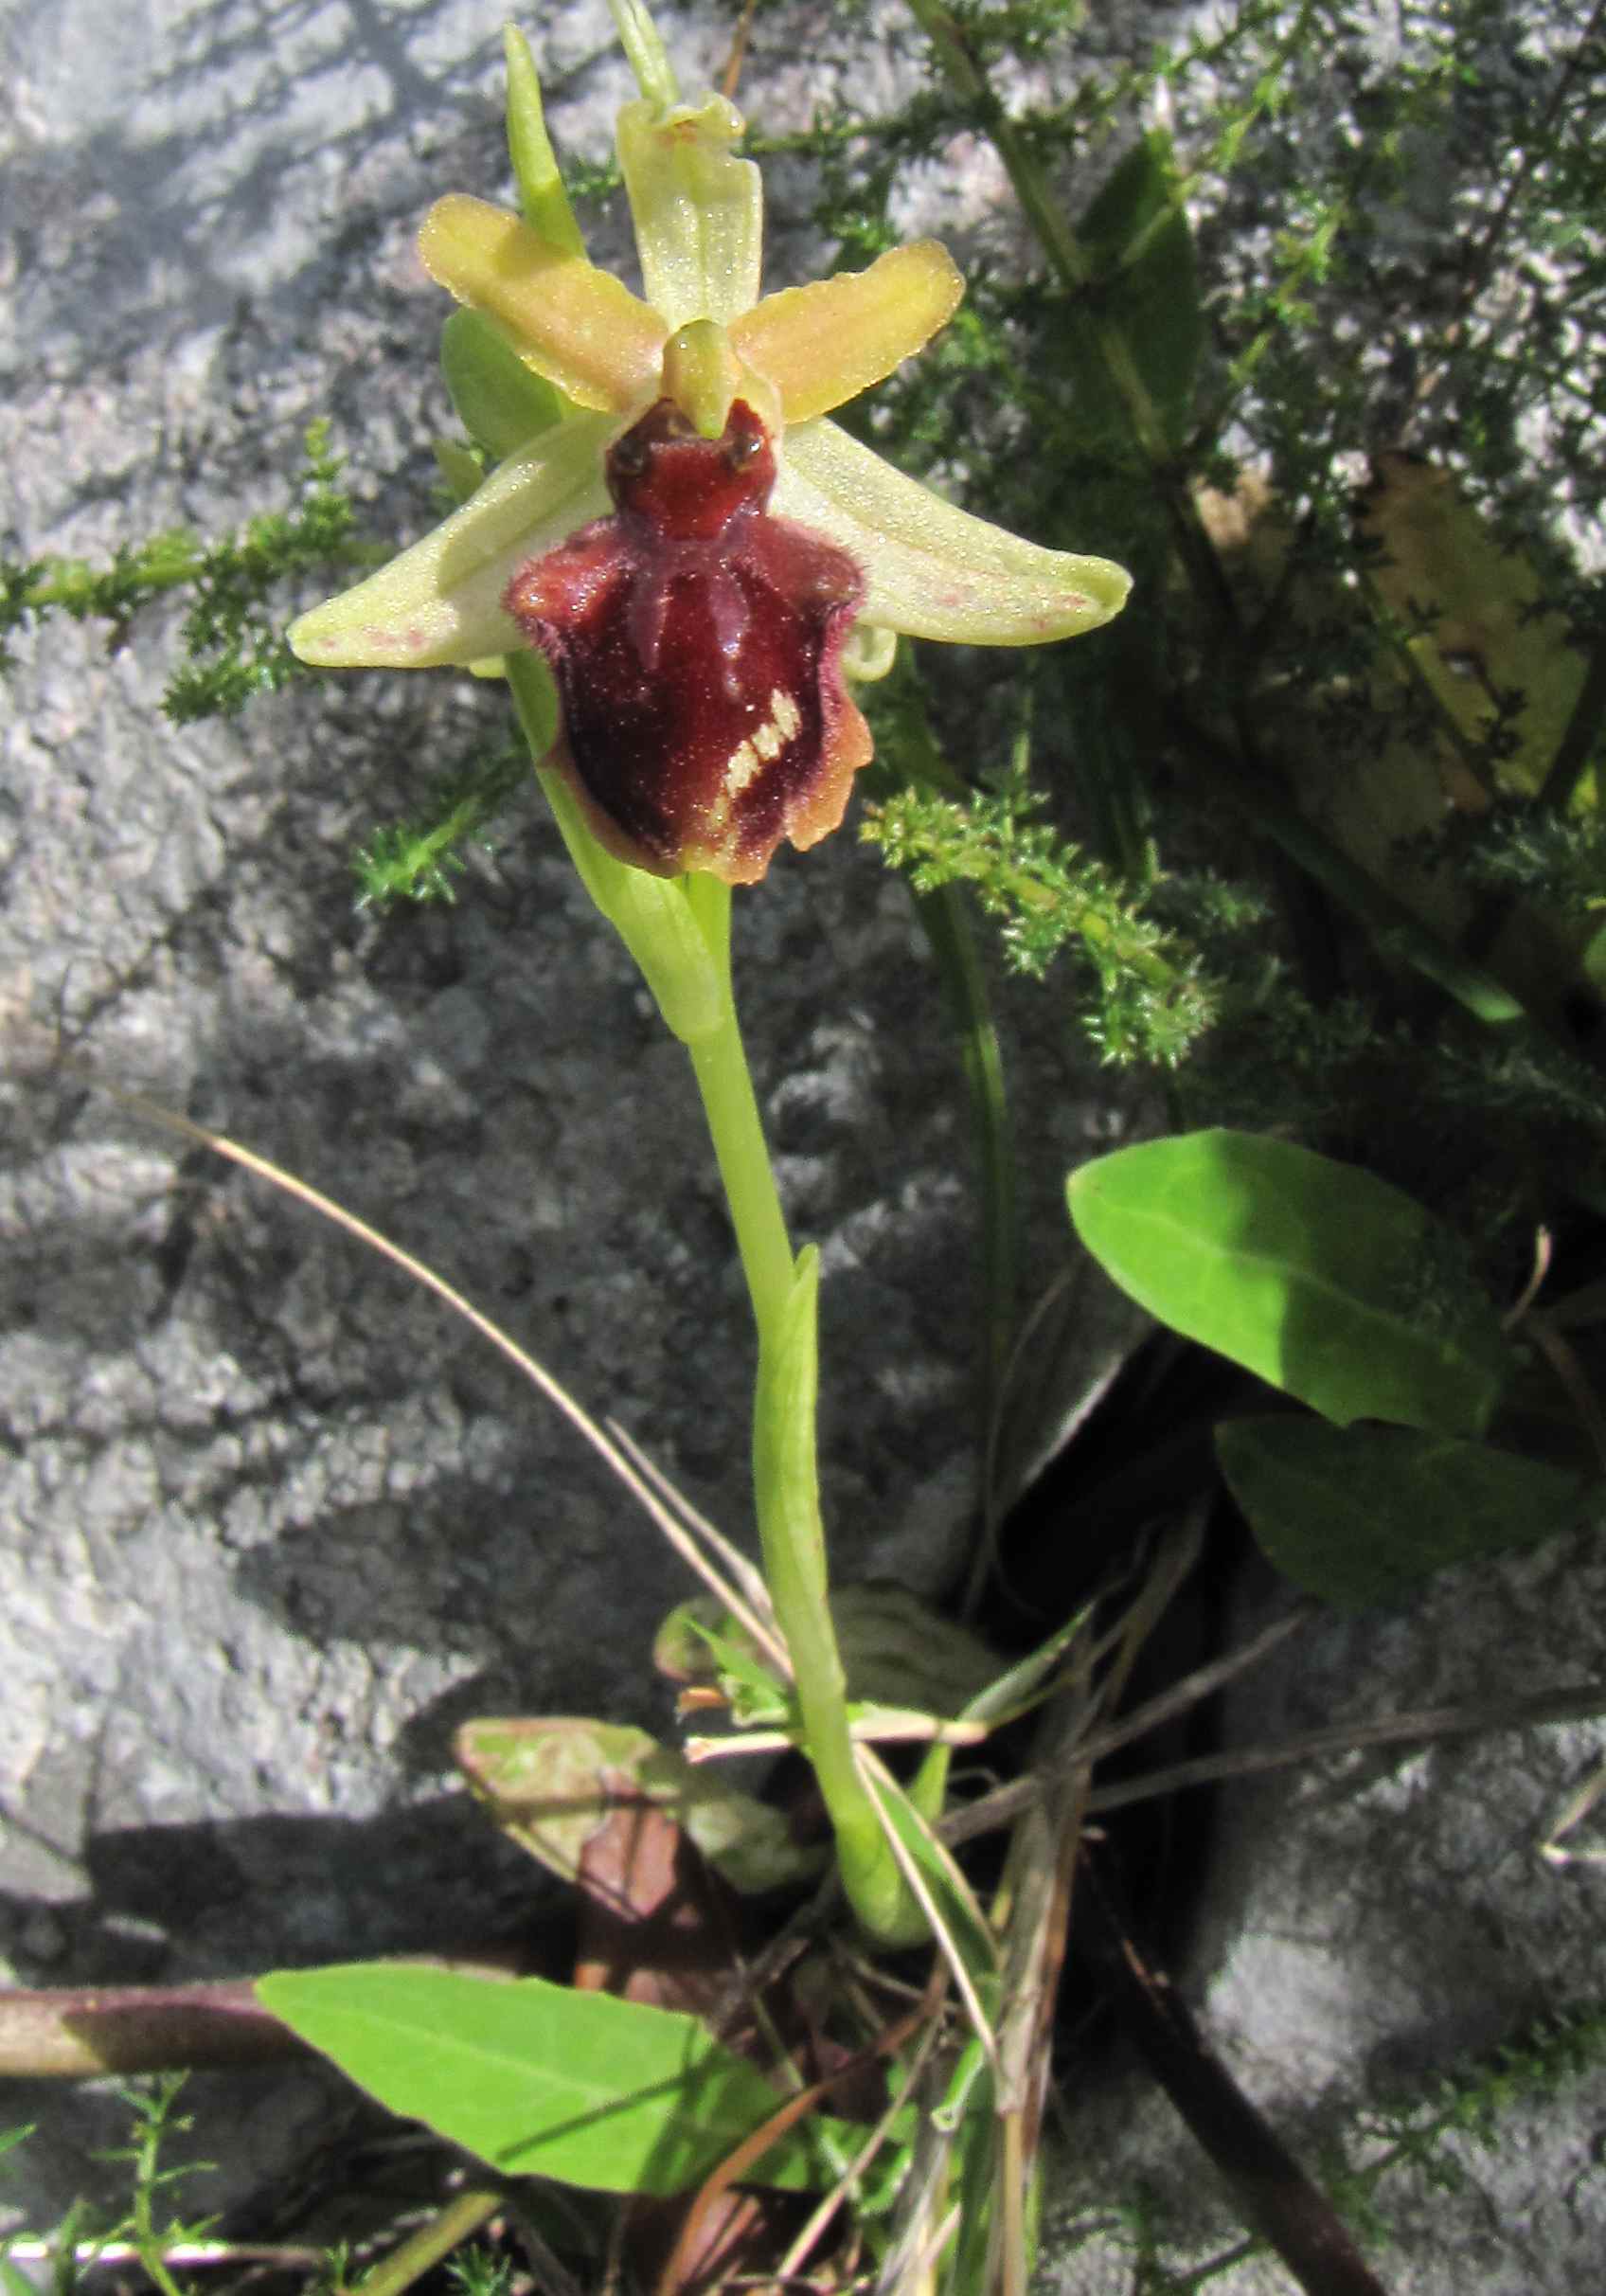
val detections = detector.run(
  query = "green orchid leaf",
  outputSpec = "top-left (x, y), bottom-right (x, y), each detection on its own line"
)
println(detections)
top-left (1054, 131), bottom-right (1202, 456)
top-left (830, 1584), bottom-right (1002, 1717)
top-left (1067, 1129), bottom-right (1510, 1435)
top-left (256, 1964), bottom-right (853, 2197)
top-left (1217, 1417), bottom-right (1597, 1608)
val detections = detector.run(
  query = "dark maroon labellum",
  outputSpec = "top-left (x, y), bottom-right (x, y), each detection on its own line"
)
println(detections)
top-left (505, 398), bottom-right (871, 884)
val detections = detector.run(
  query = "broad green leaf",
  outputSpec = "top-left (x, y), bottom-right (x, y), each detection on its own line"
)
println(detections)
top-left (1217, 1417), bottom-right (1596, 1607)
top-left (1068, 1130), bottom-right (1509, 1436)
top-left (256, 1964), bottom-right (851, 2197)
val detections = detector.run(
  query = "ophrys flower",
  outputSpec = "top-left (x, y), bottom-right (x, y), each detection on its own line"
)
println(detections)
top-left (290, 41), bottom-right (1131, 883)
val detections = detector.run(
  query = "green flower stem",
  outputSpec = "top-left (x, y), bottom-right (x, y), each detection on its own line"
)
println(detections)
top-left (684, 931), bottom-right (924, 1946)
top-left (684, 990), bottom-right (794, 1329)
top-left (749, 1249), bottom-right (922, 1944)
top-left (508, 657), bottom-right (920, 1942)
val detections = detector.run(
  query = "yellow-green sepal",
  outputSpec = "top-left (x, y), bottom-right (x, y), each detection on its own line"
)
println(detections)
top-left (776, 418), bottom-right (1133, 643)
top-left (288, 411), bottom-right (615, 669)
top-left (616, 92), bottom-right (762, 330)
top-left (419, 195), bottom-right (666, 414)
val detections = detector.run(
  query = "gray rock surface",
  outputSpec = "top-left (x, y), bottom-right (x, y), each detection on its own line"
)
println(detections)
top-left (1034, 1516), bottom-right (1606, 2292)
top-left (4, 0), bottom-right (1604, 2285)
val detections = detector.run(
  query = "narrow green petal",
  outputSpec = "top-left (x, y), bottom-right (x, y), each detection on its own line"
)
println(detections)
top-left (774, 420), bottom-right (1133, 644)
top-left (289, 413), bottom-right (616, 669)
top-left (616, 94), bottom-right (762, 331)
top-left (419, 196), bottom-right (665, 414)
top-left (503, 27), bottom-right (586, 254)
top-left (732, 242), bottom-right (963, 422)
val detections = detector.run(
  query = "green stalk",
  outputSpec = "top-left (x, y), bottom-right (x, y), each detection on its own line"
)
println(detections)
top-left (748, 1247), bottom-right (915, 1942)
top-left (508, 660), bottom-right (920, 1942)
top-left (682, 910), bottom-right (926, 1946)
top-left (684, 982), bottom-right (794, 1326)
top-left (491, 0), bottom-right (904, 1918)
top-left (349, 2191), bottom-right (503, 2296)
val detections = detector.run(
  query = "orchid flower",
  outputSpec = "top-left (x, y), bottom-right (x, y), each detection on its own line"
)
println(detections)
top-left (290, 27), bottom-right (1129, 887)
